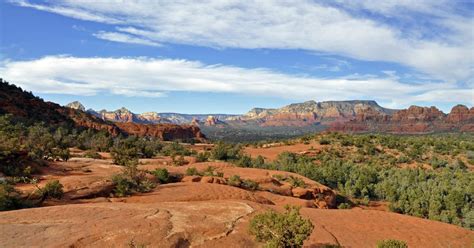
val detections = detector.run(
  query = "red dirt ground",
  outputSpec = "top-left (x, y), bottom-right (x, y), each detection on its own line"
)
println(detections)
top-left (2, 153), bottom-right (473, 247)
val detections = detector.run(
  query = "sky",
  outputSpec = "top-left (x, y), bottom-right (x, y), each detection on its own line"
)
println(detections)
top-left (0, 0), bottom-right (473, 114)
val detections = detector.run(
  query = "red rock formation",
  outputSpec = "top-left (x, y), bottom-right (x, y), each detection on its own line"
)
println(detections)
top-left (115, 122), bottom-right (206, 142)
top-left (191, 118), bottom-right (200, 126)
top-left (446, 105), bottom-right (474, 123)
top-left (391, 106), bottom-right (445, 122)
top-left (0, 80), bottom-right (205, 141)
top-left (239, 100), bottom-right (392, 127)
top-left (205, 116), bottom-right (219, 126)
top-left (330, 105), bottom-right (474, 133)
top-left (262, 112), bottom-right (319, 127)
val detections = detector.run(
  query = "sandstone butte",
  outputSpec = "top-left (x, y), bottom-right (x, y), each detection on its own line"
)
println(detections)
top-left (330, 104), bottom-right (474, 133)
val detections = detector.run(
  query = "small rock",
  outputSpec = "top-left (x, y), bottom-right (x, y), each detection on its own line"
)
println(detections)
top-left (181, 176), bottom-right (201, 182)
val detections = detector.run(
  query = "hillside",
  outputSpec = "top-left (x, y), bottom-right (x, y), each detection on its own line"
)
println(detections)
top-left (0, 79), bottom-right (205, 141)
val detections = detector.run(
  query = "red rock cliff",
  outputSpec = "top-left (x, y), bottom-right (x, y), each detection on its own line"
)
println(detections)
top-left (115, 122), bottom-right (206, 142)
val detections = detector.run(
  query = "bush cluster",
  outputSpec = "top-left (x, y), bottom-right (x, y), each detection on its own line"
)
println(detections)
top-left (112, 164), bottom-right (156, 197)
top-left (249, 205), bottom-right (313, 248)
top-left (235, 133), bottom-right (474, 229)
top-left (376, 239), bottom-right (408, 248)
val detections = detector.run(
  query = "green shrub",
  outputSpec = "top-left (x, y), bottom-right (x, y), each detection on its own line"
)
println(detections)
top-left (151, 168), bottom-right (169, 183)
top-left (41, 180), bottom-right (64, 199)
top-left (430, 157), bottom-right (447, 169)
top-left (249, 205), bottom-right (313, 248)
top-left (241, 179), bottom-right (259, 191)
top-left (83, 150), bottom-right (103, 159)
top-left (286, 176), bottom-right (306, 188)
top-left (319, 139), bottom-right (331, 145)
top-left (202, 166), bottom-right (216, 176)
top-left (172, 155), bottom-right (188, 166)
top-left (52, 148), bottom-right (70, 161)
top-left (185, 167), bottom-right (200, 176)
top-left (196, 152), bottom-right (210, 162)
top-left (340, 139), bottom-right (353, 147)
top-left (210, 142), bottom-right (243, 161)
top-left (112, 164), bottom-right (156, 197)
top-left (254, 155), bottom-right (265, 167)
top-left (0, 182), bottom-right (24, 211)
top-left (376, 239), bottom-right (408, 248)
top-left (161, 141), bottom-right (192, 156)
top-left (236, 155), bottom-right (253, 167)
top-left (111, 138), bottom-right (140, 166)
top-left (449, 159), bottom-right (467, 170)
top-left (321, 245), bottom-right (341, 248)
top-left (227, 175), bottom-right (242, 187)
top-left (272, 174), bottom-right (286, 182)
top-left (467, 151), bottom-right (474, 165)
top-left (397, 156), bottom-right (410, 163)
top-left (25, 124), bottom-right (56, 160)
top-left (112, 174), bottom-right (135, 197)
top-left (337, 203), bottom-right (351, 209)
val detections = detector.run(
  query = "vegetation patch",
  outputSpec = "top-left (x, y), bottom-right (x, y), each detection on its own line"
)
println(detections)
top-left (377, 239), bottom-right (408, 248)
top-left (112, 162), bottom-right (156, 197)
top-left (249, 205), bottom-right (313, 248)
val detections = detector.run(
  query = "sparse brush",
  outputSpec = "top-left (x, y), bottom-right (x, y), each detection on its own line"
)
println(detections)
top-left (241, 179), bottom-right (259, 191)
top-left (377, 239), bottom-right (408, 248)
top-left (150, 168), bottom-right (169, 183)
top-left (40, 180), bottom-right (64, 199)
top-left (112, 164), bottom-right (156, 197)
top-left (249, 205), bottom-right (313, 248)
top-left (286, 175), bottom-right (306, 188)
top-left (83, 150), bottom-right (102, 159)
top-left (172, 155), bottom-right (188, 166)
top-left (227, 175), bottom-right (242, 187)
top-left (185, 167), bottom-right (200, 176)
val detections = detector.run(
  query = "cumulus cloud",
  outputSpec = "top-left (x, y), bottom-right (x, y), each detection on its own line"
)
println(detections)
top-left (1, 56), bottom-right (471, 108)
top-left (9, 0), bottom-right (474, 82)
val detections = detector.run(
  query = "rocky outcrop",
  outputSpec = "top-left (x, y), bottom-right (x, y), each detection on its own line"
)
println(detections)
top-left (138, 111), bottom-right (171, 124)
top-left (204, 116), bottom-right (227, 126)
top-left (97, 107), bottom-right (137, 123)
top-left (446, 105), bottom-right (474, 123)
top-left (330, 105), bottom-right (474, 133)
top-left (237, 100), bottom-right (393, 127)
top-left (391, 106), bottom-right (445, 122)
top-left (78, 102), bottom-right (238, 125)
top-left (115, 122), bottom-right (206, 142)
top-left (66, 101), bottom-right (85, 111)
top-left (58, 107), bottom-right (122, 136)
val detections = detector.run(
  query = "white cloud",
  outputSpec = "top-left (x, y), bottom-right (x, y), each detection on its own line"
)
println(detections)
top-left (1, 56), bottom-right (471, 108)
top-left (10, 0), bottom-right (122, 24)
top-left (93, 31), bottom-right (162, 47)
top-left (9, 0), bottom-right (474, 82)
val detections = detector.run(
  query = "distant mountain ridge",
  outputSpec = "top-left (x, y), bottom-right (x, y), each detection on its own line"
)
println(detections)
top-left (66, 101), bottom-right (238, 126)
top-left (234, 100), bottom-right (395, 126)
top-left (68, 99), bottom-right (394, 127)
top-left (66, 100), bottom-right (473, 134)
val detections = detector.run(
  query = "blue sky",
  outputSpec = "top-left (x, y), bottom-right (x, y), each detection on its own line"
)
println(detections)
top-left (0, 0), bottom-right (473, 114)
